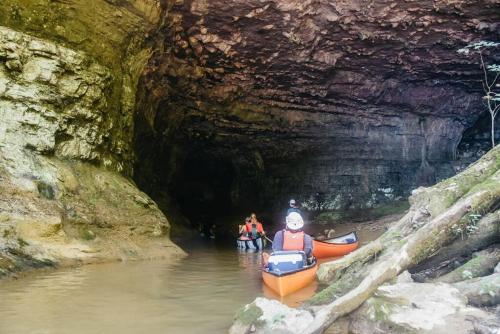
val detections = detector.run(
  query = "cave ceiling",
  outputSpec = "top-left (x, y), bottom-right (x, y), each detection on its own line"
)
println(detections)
top-left (135, 0), bottom-right (500, 210)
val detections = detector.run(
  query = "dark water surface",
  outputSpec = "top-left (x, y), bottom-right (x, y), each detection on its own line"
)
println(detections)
top-left (0, 221), bottom-right (386, 334)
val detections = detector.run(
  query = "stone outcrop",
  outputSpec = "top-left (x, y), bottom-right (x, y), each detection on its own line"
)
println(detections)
top-left (0, 1), bottom-right (185, 278)
top-left (233, 281), bottom-right (500, 334)
top-left (235, 276), bottom-right (500, 334)
top-left (345, 276), bottom-right (499, 334)
top-left (0, 26), bottom-right (114, 176)
top-left (135, 0), bottom-right (500, 219)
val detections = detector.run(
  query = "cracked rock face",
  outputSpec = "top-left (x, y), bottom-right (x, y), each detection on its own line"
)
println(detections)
top-left (0, 1), bottom-right (185, 277)
top-left (0, 26), bottom-right (112, 179)
top-left (0, 0), bottom-right (162, 173)
top-left (135, 0), bottom-right (500, 215)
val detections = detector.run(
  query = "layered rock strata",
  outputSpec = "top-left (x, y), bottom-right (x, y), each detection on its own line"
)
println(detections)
top-left (0, 1), bottom-right (184, 277)
top-left (135, 0), bottom-right (500, 216)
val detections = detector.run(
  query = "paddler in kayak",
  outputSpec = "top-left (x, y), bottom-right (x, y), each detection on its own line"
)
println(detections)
top-left (240, 213), bottom-right (266, 250)
top-left (272, 212), bottom-right (314, 262)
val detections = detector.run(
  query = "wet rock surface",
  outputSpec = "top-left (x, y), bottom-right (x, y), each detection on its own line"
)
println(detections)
top-left (135, 0), bottom-right (500, 218)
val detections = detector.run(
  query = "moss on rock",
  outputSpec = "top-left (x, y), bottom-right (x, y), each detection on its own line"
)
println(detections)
top-left (0, 0), bottom-right (161, 173)
top-left (234, 303), bottom-right (264, 326)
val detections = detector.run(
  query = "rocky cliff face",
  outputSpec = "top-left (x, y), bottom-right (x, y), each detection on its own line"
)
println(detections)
top-left (1, 0), bottom-right (162, 172)
top-left (0, 0), bottom-right (498, 273)
top-left (0, 1), bottom-right (184, 277)
top-left (135, 0), bottom-right (500, 219)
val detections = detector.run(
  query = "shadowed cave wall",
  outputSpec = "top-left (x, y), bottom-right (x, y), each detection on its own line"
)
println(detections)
top-left (132, 0), bottom-right (500, 226)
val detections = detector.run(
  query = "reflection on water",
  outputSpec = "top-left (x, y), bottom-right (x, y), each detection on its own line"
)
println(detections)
top-left (262, 279), bottom-right (319, 307)
top-left (0, 221), bottom-right (386, 334)
top-left (0, 242), bottom-right (316, 334)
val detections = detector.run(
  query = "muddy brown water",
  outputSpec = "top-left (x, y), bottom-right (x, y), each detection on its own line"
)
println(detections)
top-left (0, 222), bottom-right (387, 334)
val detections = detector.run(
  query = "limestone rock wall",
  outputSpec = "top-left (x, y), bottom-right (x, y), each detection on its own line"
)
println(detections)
top-left (0, 1), bottom-right (185, 277)
top-left (0, 0), bottom-right (161, 173)
top-left (0, 27), bottom-right (113, 176)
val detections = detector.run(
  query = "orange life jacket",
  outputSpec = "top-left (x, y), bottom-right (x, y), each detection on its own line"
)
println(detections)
top-left (246, 222), bottom-right (263, 232)
top-left (246, 222), bottom-right (263, 238)
top-left (283, 230), bottom-right (304, 251)
top-left (245, 222), bottom-right (254, 233)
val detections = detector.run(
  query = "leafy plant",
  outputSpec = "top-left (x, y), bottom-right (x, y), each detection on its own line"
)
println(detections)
top-left (458, 41), bottom-right (500, 148)
top-left (450, 213), bottom-right (482, 240)
top-left (466, 213), bottom-right (482, 235)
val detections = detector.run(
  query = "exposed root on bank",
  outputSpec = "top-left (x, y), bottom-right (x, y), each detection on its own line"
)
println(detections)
top-left (435, 245), bottom-right (499, 283)
top-left (411, 210), bottom-right (500, 282)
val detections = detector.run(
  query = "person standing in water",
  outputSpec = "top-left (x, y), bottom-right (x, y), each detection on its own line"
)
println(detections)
top-left (272, 212), bottom-right (313, 260)
top-left (238, 217), bottom-right (250, 237)
top-left (245, 213), bottom-right (265, 239)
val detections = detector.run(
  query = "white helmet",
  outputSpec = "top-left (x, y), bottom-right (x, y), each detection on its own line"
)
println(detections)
top-left (286, 212), bottom-right (304, 231)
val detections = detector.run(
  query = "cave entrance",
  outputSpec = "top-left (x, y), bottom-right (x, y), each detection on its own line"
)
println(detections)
top-left (172, 149), bottom-right (237, 230)
top-left (456, 111), bottom-right (500, 169)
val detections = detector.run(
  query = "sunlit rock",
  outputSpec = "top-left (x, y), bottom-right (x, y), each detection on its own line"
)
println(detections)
top-left (350, 281), bottom-right (499, 334)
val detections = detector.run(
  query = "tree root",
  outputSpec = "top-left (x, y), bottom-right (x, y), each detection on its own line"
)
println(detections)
top-left (435, 245), bottom-right (500, 283)
top-left (307, 190), bottom-right (492, 334)
top-left (411, 210), bottom-right (500, 282)
top-left (317, 239), bottom-right (384, 284)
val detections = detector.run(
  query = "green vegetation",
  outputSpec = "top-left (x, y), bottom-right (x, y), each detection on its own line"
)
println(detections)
top-left (411, 146), bottom-right (500, 216)
top-left (366, 297), bottom-right (394, 322)
top-left (450, 213), bottom-right (482, 240)
top-left (308, 274), bottom-right (362, 306)
top-left (458, 41), bottom-right (500, 148)
top-left (37, 181), bottom-right (55, 200)
top-left (234, 303), bottom-right (264, 326)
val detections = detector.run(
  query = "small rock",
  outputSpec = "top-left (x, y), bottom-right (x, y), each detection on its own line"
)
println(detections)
top-left (5, 59), bottom-right (22, 72)
top-left (396, 270), bottom-right (414, 284)
top-left (37, 181), bottom-right (55, 200)
top-left (326, 229), bottom-right (337, 238)
top-left (133, 194), bottom-right (153, 208)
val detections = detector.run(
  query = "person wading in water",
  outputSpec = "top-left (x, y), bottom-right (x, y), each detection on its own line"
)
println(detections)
top-left (246, 213), bottom-right (265, 239)
top-left (239, 213), bottom-right (266, 249)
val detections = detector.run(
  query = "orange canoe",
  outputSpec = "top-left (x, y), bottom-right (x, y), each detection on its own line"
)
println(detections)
top-left (262, 260), bottom-right (318, 297)
top-left (313, 231), bottom-right (359, 258)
